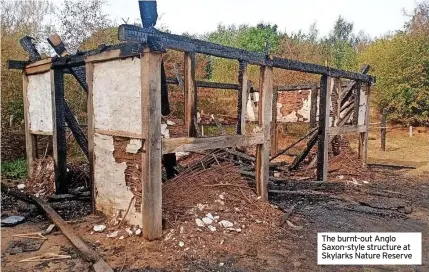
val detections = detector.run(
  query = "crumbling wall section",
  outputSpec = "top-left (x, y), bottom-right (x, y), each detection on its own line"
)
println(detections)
top-left (27, 72), bottom-right (53, 133)
top-left (92, 57), bottom-right (143, 226)
top-left (277, 90), bottom-right (312, 123)
top-left (93, 134), bottom-right (142, 226)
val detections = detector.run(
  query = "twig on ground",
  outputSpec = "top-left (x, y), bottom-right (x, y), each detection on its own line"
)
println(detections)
top-left (116, 196), bottom-right (135, 229)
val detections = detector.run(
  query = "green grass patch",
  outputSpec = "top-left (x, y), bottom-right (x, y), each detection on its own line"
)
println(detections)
top-left (1, 158), bottom-right (27, 179)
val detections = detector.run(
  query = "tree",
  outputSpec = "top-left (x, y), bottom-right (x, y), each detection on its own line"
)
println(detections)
top-left (56, 0), bottom-right (112, 52)
top-left (1, 0), bottom-right (54, 134)
top-left (359, 1), bottom-right (429, 124)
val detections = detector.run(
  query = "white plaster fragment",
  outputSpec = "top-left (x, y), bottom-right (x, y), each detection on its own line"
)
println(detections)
top-left (125, 139), bottom-right (142, 154)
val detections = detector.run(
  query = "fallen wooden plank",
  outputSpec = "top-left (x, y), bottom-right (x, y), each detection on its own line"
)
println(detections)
top-left (162, 134), bottom-right (264, 154)
top-left (1, 182), bottom-right (113, 272)
top-left (367, 163), bottom-right (416, 170)
top-left (289, 131), bottom-right (318, 170)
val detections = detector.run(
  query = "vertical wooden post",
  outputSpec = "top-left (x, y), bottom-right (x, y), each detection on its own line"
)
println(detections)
top-left (309, 84), bottom-right (318, 128)
top-left (51, 69), bottom-right (68, 194)
top-left (271, 90), bottom-right (278, 155)
top-left (316, 75), bottom-right (333, 182)
top-left (380, 109), bottom-right (386, 152)
top-left (255, 66), bottom-right (273, 200)
top-left (85, 62), bottom-right (95, 212)
top-left (22, 73), bottom-right (37, 178)
top-left (359, 83), bottom-right (371, 165)
top-left (353, 81), bottom-right (361, 127)
top-left (237, 60), bottom-right (248, 135)
top-left (184, 52), bottom-right (197, 137)
top-left (141, 49), bottom-right (163, 240)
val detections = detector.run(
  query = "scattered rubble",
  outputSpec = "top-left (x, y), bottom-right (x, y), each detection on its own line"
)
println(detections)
top-left (93, 225), bottom-right (106, 232)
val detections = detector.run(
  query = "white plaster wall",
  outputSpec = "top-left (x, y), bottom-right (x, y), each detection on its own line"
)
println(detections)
top-left (94, 133), bottom-right (142, 226)
top-left (27, 72), bottom-right (53, 133)
top-left (358, 88), bottom-right (368, 126)
top-left (93, 58), bottom-right (142, 134)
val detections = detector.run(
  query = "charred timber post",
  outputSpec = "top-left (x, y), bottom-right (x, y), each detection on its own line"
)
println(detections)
top-left (64, 103), bottom-right (89, 159)
top-left (22, 74), bottom-right (37, 178)
top-left (51, 69), bottom-right (68, 194)
top-left (271, 90), bottom-right (279, 155)
top-left (237, 60), bottom-right (248, 135)
top-left (316, 75), bottom-right (333, 181)
top-left (117, 25), bottom-right (374, 83)
top-left (353, 81), bottom-right (361, 126)
top-left (184, 52), bottom-right (197, 137)
top-left (309, 84), bottom-right (318, 128)
top-left (255, 65), bottom-right (273, 200)
top-left (47, 34), bottom-right (89, 160)
top-left (141, 49), bottom-right (163, 240)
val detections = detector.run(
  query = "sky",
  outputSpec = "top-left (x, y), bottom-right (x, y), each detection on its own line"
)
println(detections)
top-left (102, 0), bottom-right (418, 38)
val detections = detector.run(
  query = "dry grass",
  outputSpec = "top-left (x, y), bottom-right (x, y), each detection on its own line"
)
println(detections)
top-left (349, 126), bottom-right (429, 167)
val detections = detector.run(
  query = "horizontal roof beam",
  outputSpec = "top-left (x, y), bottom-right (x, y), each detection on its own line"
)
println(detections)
top-left (118, 24), bottom-right (375, 83)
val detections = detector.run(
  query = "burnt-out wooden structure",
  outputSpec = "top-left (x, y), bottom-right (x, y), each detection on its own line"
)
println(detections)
top-left (9, 21), bottom-right (374, 240)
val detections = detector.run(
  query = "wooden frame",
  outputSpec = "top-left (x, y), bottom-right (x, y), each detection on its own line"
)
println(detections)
top-left (184, 52), bottom-right (197, 137)
top-left (316, 76), bottom-right (333, 181)
top-left (255, 66), bottom-right (273, 200)
top-left (22, 59), bottom-right (55, 179)
top-left (51, 68), bottom-right (67, 194)
top-left (85, 62), bottom-right (95, 212)
top-left (141, 49), bottom-right (163, 240)
top-left (22, 73), bottom-right (37, 178)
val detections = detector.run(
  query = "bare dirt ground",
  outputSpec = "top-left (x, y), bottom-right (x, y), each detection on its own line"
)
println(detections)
top-left (1, 128), bottom-right (428, 271)
top-left (2, 167), bottom-right (429, 271)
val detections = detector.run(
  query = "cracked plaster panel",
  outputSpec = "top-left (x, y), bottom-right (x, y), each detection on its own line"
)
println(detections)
top-left (93, 57), bottom-right (142, 134)
top-left (358, 88), bottom-right (368, 126)
top-left (94, 133), bottom-right (142, 225)
top-left (27, 72), bottom-right (53, 133)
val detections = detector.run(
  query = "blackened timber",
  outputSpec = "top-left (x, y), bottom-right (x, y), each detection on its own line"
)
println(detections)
top-left (309, 85), bottom-right (318, 128)
top-left (237, 60), bottom-right (247, 134)
top-left (270, 127), bottom-right (318, 161)
top-left (52, 69), bottom-right (68, 194)
top-left (316, 76), bottom-right (332, 181)
top-left (353, 81), bottom-right (361, 126)
top-left (275, 83), bottom-right (318, 92)
top-left (64, 102), bottom-right (88, 159)
top-left (47, 34), bottom-right (88, 91)
top-left (7, 60), bottom-right (30, 70)
top-left (20, 36), bottom-right (41, 62)
top-left (340, 65), bottom-right (370, 107)
top-left (166, 77), bottom-right (239, 90)
top-left (118, 24), bottom-right (374, 83)
top-left (289, 131), bottom-right (318, 170)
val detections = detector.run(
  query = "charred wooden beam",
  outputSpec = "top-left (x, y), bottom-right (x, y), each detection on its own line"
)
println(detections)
top-left (118, 25), bottom-right (374, 83)
top-left (7, 60), bottom-right (30, 70)
top-left (20, 36), bottom-right (41, 62)
top-left (270, 127), bottom-right (318, 161)
top-left (52, 69), bottom-right (68, 194)
top-left (64, 102), bottom-right (88, 159)
top-left (316, 76), bottom-right (332, 181)
top-left (237, 60), bottom-right (248, 134)
top-left (275, 83), bottom-right (318, 92)
top-left (309, 84), bottom-right (318, 128)
top-left (340, 65), bottom-right (370, 107)
top-left (166, 77), bottom-right (239, 90)
top-left (289, 130), bottom-right (318, 170)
